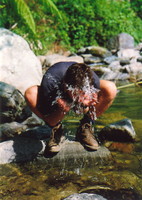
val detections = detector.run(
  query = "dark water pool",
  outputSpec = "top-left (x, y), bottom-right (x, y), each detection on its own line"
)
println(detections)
top-left (0, 84), bottom-right (142, 200)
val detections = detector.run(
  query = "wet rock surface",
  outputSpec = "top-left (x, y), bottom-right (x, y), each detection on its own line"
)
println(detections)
top-left (98, 118), bottom-right (136, 143)
top-left (0, 82), bottom-right (31, 124)
top-left (0, 136), bottom-right (112, 166)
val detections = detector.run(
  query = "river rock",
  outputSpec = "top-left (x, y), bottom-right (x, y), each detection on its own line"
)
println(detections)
top-left (0, 135), bottom-right (112, 166)
top-left (0, 82), bottom-right (31, 123)
top-left (125, 62), bottom-right (142, 77)
top-left (135, 42), bottom-right (142, 51)
top-left (98, 118), bottom-right (136, 143)
top-left (78, 46), bottom-right (111, 58)
top-left (45, 54), bottom-right (84, 68)
top-left (0, 114), bottom-right (45, 142)
top-left (83, 56), bottom-right (102, 64)
top-left (0, 122), bottom-right (28, 141)
top-left (117, 49), bottom-right (140, 60)
top-left (107, 33), bottom-right (135, 51)
top-left (63, 193), bottom-right (107, 200)
top-left (0, 28), bottom-right (42, 94)
top-left (137, 56), bottom-right (142, 63)
top-left (103, 55), bottom-right (118, 64)
top-left (0, 137), bottom-right (44, 164)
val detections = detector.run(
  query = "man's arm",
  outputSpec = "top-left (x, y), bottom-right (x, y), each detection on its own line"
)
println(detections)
top-left (24, 86), bottom-right (72, 127)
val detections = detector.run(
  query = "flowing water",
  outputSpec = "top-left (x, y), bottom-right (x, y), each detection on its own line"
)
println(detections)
top-left (0, 83), bottom-right (142, 200)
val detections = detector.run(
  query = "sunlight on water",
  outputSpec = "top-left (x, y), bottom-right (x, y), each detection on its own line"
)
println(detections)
top-left (0, 85), bottom-right (142, 200)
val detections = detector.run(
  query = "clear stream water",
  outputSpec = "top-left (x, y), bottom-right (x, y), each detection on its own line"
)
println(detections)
top-left (0, 83), bottom-right (142, 200)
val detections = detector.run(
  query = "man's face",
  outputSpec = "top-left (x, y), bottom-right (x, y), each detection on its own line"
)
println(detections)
top-left (66, 87), bottom-right (98, 107)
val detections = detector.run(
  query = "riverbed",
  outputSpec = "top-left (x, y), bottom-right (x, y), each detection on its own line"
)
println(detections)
top-left (0, 83), bottom-right (142, 200)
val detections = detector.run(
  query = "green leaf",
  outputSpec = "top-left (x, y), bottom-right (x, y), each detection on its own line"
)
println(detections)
top-left (13, 0), bottom-right (36, 34)
top-left (39, 0), bottom-right (62, 20)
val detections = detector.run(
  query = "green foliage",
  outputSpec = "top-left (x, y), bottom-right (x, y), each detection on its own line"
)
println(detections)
top-left (38, 0), bottom-right (62, 19)
top-left (130, 0), bottom-right (142, 19)
top-left (0, 0), bottom-right (142, 54)
top-left (12, 0), bottom-right (36, 34)
top-left (56, 0), bottom-right (98, 50)
top-left (56, 0), bottom-right (142, 49)
top-left (91, 0), bottom-right (142, 44)
top-left (0, 0), bottom-right (36, 33)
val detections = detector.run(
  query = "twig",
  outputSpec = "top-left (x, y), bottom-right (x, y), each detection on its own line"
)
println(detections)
top-left (117, 81), bottom-right (142, 89)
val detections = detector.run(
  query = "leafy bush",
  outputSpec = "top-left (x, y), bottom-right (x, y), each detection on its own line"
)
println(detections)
top-left (130, 0), bottom-right (142, 19)
top-left (56, 0), bottom-right (142, 48)
top-left (91, 0), bottom-right (142, 44)
top-left (0, 0), bottom-right (142, 54)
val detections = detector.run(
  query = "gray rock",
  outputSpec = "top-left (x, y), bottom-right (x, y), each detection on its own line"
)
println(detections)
top-left (137, 57), bottom-right (142, 63)
top-left (135, 42), bottom-right (142, 51)
top-left (98, 118), bottom-right (136, 143)
top-left (0, 122), bottom-right (27, 141)
top-left (108, 61), bottom-right (122, 72)
top-left (0, 28), bottom-right (42, 94)
top-left (103, 55), bottom-right (118, 64)
top-left (0, 82), bottom-right (31, 123)
top-left (77, 46), bottom-right (112, 58)
top-left (125, 62), bottom-right (142, 76)
top-left (22, 113), bottom-right (45, 127)
top-left (101, 70), bottom-right (129, 81)
top-left (84, 56), bottom-right (102, 64)
top-left (0, 137), bottom-right (44, 164)
top-left (21, 124), bottom-right (52, 140)
top-left (120, 59), bottom-right (130, 66)
top-left (86, 46), bottom-right (112, 58)
top-left (117, 49), bottom-right (140, 59)
top-left (0, 136), bottom-right (112, 166)
top-left (107, 33), bottom-right (135, 51)
top-left (77, 47), bottom-right (88, 54)
top-left (63, 193), bottom-right (107, 200)
top-left (45, 54), bottom-right (83, 68)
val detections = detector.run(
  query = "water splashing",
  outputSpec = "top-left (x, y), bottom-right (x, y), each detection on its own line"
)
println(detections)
top-left (65, 77), bottom-right (100, 120)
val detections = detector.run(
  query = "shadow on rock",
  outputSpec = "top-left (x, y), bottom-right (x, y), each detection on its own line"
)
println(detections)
top-left (13, 136), bottom-right (44, 163)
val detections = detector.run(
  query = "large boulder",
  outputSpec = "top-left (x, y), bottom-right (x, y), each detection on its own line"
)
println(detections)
top-left (98, 119), bottom-right (136, 143)
top-left (0, 28), bottom-right (42, 95)
top-left (0, 137), bottom-right (112, 166)
top-left (107, 33), bottom-right (135, 51)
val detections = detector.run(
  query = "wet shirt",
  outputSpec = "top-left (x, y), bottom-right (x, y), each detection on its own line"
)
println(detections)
top-left (38, 62), bottom-right (100, 115)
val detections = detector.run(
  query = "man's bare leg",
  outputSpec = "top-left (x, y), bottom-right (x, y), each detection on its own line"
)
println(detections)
top-left (24, 86), bottom-right (66, 153)
top-left (24, 86), bottom-right (69, 127)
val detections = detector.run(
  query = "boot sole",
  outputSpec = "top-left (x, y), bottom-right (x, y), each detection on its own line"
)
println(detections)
top-left (84, 143), bottom-right (100, 150)
top-left (75, 136), bottom-right (100, 151)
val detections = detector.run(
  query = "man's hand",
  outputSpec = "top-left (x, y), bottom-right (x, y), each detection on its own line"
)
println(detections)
top-left (73, 92), bottom-right (98, 118)
top-left (77, 92), bottom-right (98, 107)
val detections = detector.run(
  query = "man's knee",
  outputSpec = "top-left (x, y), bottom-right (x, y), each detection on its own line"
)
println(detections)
top-left (106, 81), bottom-right (117, 100)
top-left (100, 80), bottom-right (117, 102)
top-left (24, 86), bottom-right (39, 107)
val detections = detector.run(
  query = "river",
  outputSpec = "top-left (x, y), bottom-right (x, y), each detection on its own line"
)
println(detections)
top-left (0, 83), bottom-right (142, 200)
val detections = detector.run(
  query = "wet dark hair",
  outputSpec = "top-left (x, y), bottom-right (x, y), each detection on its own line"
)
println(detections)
top-left (64, 63), bottom-right (94, 89)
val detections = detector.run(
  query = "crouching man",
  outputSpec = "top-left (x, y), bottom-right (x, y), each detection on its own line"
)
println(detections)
top-left (25, 62), bottom-right (117, 154)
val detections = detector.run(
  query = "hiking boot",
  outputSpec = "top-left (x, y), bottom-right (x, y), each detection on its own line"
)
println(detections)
top-left (45, 123), bottom-right (65, 153)
top-left (76, 123), bottom-right (99, 150)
